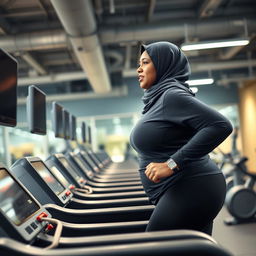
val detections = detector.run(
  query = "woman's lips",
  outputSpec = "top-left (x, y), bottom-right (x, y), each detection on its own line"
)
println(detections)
top-left (138, 75), bottom-right (144, 82)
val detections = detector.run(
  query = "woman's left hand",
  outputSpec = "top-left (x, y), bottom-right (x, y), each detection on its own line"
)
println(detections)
top-left (145, 162), bottom-right (174, 183)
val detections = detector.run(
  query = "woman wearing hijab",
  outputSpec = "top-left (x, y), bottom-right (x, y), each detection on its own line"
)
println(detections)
top-left (130, 41), bottom-right (233, 235)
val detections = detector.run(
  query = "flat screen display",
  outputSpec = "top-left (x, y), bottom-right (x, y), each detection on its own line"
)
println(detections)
top-left (62, 109), bottom-right (70, 140)
top-left (0, 169), bottom-right (40, 226)
top-left (58, 157), bottom-right (80, 181)
top-left (27, 85), bottom-right (46, 135)
top-left (0, 49), bottom-right (17, 127)
top-left (30, 161), bottom-right (65, 196)
top-left (52, 102), bottom-right (64, 138)
top-left (70, 115), bottom-right (77, 141)
top-left (81, 122), bottom-right (86, 143)
top-left (50, 166), bottom-right (70, 188)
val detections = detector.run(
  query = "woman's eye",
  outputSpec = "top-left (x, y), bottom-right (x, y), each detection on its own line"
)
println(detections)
top-left (137, 61), bottom-right (149, 68)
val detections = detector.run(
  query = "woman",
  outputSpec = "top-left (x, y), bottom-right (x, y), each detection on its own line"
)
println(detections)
top-left (130, 41), bottom-right (233, 235)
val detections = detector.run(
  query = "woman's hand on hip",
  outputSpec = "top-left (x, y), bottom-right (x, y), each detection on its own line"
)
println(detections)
top-left (145, 162), bottom-right (174, 183)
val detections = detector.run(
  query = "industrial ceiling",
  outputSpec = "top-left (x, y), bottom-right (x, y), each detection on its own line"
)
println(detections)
top-left (0, 0), bottom-right (255, 100)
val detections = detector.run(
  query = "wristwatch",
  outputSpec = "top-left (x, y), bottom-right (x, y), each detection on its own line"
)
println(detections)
top-left (166, 158), bottom-right (179, 172)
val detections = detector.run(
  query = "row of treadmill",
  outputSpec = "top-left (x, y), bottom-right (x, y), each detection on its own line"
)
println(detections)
top-left (0, 51), bottom-right (234, 255)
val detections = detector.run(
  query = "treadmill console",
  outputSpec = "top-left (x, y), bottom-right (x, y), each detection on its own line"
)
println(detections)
top-left (80, 150), bottom-right (99, 172)
top-left (74, 153), bottom-right (94, 177)
top-left (10, 157), bottom-right (73, 207)
top-left (56, 154), bottom-right (86, 186)
top-left (49, 165), bottom-right (75, 191)
top-left (0, 165), bottom-right (51, 242)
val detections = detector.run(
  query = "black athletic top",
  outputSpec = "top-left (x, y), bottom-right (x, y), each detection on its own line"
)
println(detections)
top-left (130, 42), bottom-right (233, 204)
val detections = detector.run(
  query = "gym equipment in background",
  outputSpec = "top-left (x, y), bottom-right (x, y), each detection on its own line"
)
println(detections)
top-left (225, 157), bottom-right (256, 225)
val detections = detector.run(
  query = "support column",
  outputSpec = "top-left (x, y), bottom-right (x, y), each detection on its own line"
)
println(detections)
top-left (238, 80), bottom-right (256, 173)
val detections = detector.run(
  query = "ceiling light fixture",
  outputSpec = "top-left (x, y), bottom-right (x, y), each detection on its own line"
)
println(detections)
top-left (187, 78), bottom-right (214, 86)
top-left (181, 38), bottom-right (249, 51)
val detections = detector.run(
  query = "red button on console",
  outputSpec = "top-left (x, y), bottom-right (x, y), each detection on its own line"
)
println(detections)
top-left (65, 190), bottom-right (71, 196)
top-left (45, 224), bottom-right (54, 231)
top-left (69, 185), bottom-right (75, 190)
top-left (36, 212), bottom-right (48, 222)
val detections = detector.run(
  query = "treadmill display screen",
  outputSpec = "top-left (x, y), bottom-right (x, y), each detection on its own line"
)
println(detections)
top-left (0, 169), bottom-right (40, 226)
top-left (31, 161), bottom-right (65, 196)
top-left (58, 157), bottom-right (80, 181)
top-left (50, 166), bottom-right (70, 188)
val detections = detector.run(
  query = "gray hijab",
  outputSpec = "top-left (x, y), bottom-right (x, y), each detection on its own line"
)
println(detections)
top-left (141, 41), bottom-right (194, 114)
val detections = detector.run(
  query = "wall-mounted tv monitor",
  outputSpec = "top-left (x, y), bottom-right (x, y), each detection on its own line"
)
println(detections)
top-left (27, 85), bottom-right (46, 135)
top-left (51, 102), bottom-right (64, 138)
top-left (81, 122), bottom-right (86, 143)
top-left (63, 109), bottom-right (70, 140)
top-left (70, 115), bottom-right (77, 141)
top-left (0, 49), bottom-right (17, 127)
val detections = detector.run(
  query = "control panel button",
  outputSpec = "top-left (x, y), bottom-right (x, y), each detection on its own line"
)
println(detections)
top-left (65, 190), bottom-right (71, 196)
top-left (36, 212), bottom-right (48, 222)
top-left (69, 185), bottom-right (75, 190)
top-left (45, 224), bottom-right (54, 231)
top-left (25, 226), bottom-right (33, 234)
top-left (31, 222), bottom-right (38, 230)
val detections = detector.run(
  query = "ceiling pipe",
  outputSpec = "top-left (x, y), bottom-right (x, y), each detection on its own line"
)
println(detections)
top-left (0, 20), bottom-right (48, 76)
top-left (18, 71), bottom-right (87, 86)
top-left (50, 0), bottom-right (111, 93)
top-left (18, 59), bottom-right (256, 86)
top-left (0, 18), bottom-right (256, 52)
top-left (0, 30), bottom-right (67, 51)
top-left (99, 18), bottom-right (256, 44)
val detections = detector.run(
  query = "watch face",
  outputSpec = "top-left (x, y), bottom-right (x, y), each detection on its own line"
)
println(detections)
top-left (168, 159), bottom-right (177, 170)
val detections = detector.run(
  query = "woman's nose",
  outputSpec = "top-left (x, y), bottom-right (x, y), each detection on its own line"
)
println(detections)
top-left (137, 66), bottom-right (142, 73)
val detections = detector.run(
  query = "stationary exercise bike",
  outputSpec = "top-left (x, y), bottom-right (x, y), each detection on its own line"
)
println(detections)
top-left (225, 156), bottom-right (256, 225)
top-left (217, 126), bottom-right (245, 191)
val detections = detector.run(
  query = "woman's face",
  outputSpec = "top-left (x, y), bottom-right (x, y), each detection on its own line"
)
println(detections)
top-left (137, 50), bottom-right (157, 90)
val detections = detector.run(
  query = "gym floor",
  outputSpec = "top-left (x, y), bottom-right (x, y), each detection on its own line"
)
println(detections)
top-left (213, 206), bottom-right (256, 256)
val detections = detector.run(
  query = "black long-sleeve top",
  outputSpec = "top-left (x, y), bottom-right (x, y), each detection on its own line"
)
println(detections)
top-left (130, 87), bottom-right (233, 204)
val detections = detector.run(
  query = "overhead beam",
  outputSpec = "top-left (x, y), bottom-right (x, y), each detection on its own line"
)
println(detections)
top-left (123, 59), bottom-right (256, 77)
top-left (199, 0), bottom-right (224, 18)
top-left (17, 86), bottom-right (128, 104)
top-left (20, 52), bottom-right (47, 75)
top-left (18, 58), bottom-right (256, 87)
top-left (0, 9), bottom-right (48, 75)
top-left (147, 0), bottom-right (156, 22)
top-left (191, 59), bottom-right (256, 72)
top-left (219, 45), bottom-right (245, 60)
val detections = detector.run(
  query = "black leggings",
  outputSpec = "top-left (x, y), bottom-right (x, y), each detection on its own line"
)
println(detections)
top-left (146, 173), bottom-right (226, 235)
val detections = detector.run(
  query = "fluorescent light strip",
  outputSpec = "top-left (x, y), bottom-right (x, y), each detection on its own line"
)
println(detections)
top-left (187, 78), bottom-right (214, 86)
top-left (181, 39), bottom-right (249, 51)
